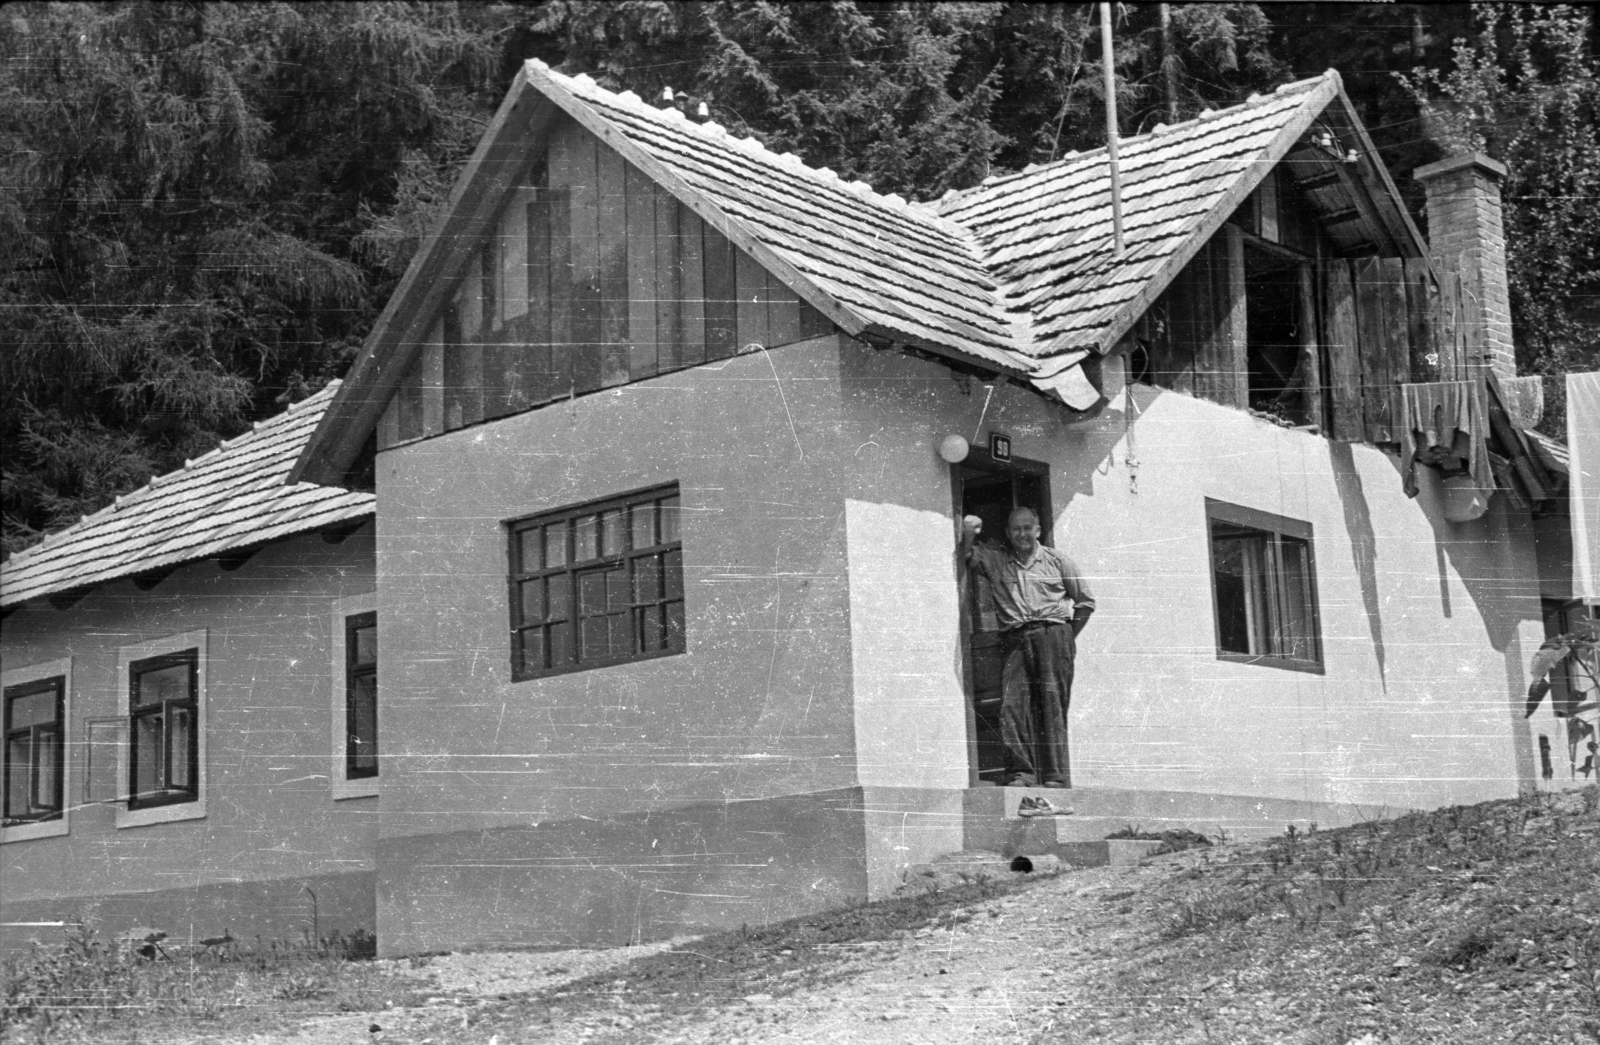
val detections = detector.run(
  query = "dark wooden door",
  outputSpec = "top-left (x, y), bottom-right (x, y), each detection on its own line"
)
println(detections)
top-left (955, 454), bottom-right (1050, 783)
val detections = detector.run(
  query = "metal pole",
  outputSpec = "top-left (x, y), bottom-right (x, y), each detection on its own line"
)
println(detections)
top-left (1101, 1), bottom-right (1126, 255)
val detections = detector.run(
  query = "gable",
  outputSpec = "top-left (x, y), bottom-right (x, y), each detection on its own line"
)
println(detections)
top-left (939, 73), bottom-right (1424, 374)
top-left (376, 116), bottom-right (831, 450)
top-left (294, 64), bottom-right (1432, 486)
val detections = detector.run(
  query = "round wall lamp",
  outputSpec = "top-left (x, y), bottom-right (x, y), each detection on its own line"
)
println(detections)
top-left (938, 434), bottom-right (970, 463)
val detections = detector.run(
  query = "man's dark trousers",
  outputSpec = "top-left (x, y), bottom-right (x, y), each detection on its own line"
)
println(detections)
top-left (1000, 621), bottom-right (1075, 786)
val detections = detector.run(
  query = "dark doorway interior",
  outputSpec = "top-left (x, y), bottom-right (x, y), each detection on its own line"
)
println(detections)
top-left (954, 451), bottom-right (1051, 784)
top-left (1244, 247), bottom-right (1310, 425)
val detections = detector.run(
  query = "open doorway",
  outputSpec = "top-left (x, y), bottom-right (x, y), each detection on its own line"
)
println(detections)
top-left (952, 450), bottom-right (1052, 785)
top-left (1244, 244), bottom-right (1313, 426)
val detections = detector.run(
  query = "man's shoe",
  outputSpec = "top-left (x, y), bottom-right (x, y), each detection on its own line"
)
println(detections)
top-left (1005, 774), bottom-right (1037, 788)
top-left (1042, 779), bottom-right (1068, 789)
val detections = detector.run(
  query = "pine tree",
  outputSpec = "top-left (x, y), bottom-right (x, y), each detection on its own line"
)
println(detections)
top-left (0, 2), bottom-right (496, 551)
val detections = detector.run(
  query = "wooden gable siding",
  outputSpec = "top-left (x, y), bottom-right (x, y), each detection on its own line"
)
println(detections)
top-left (1140, 230), bottom-right (1246, 407)
top-left (1135, 220), bottom-right (1438, 446)
top-left (378, 117), bottom-right (831, 451)
top-left (1322, 255), bottom-right (1436, 444)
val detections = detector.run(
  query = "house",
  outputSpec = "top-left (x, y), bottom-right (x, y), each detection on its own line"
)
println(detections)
top-left (2, 62), bottom-right (1582, 957)
top-left (1, 386), bottom-right (378, 945)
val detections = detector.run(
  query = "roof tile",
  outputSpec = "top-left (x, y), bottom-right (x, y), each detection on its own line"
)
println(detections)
top-left (1, 383), bottom-right (374, 608)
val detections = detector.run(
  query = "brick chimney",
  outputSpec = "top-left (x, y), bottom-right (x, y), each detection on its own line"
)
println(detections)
top-left (1414, 153), bottom-right (1516, 381)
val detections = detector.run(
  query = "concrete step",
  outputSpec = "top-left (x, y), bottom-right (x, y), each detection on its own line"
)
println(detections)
top-left (963, 784), bottom-right (1334, 844)
top-left (901, 782), bottom-right (1392, 891)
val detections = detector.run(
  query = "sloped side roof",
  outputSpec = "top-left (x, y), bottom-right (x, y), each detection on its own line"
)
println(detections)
top-left (527, 63), bottom-right (1021, 371)
top-left (1, 383), bottom-right (374, 609)
top-left (942, 74), bottom-right (1341, 371)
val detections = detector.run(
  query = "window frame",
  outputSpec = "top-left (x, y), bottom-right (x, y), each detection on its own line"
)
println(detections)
top-left (1, 657), bottom-right (71, 844)
top-left (331, 593), bottom-right (379, 800)
top-left (1204, 499), bottom-right (1323, 674)
top-left (116, 630), bottom-right (207, 829)
top-left (126, 648), bottom-right (200, 811)
top-left (507, 483), bottom-right (686, 682)
top-left (345, 611), bottom-right (378, 781)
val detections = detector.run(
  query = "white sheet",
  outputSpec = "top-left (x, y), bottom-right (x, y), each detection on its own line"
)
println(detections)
top-left (1569, 371), bottom-right (1600, 603)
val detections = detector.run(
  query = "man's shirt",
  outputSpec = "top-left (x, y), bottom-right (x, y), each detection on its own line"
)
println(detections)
top-left (967, 543), bottom-right (1095, 630)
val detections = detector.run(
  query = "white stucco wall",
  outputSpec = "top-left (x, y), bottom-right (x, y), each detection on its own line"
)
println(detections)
top-left (844, 499), bottom-right (968, 790)
top-left (833, 340), bottom-right (1543, 812)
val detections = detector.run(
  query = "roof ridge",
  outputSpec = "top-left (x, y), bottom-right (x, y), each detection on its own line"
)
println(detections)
top-left (4, 381), bottom-right (344, 568)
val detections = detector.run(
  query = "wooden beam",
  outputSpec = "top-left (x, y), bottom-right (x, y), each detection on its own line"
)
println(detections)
top-left (1353, 256), bottom-right (1398, 443)
top-left (1236, 226), bottom-right (1312, 264)
top-left (1223, 225), bottom-right (1248, 409)
top-left (1322, 257), bottom-right (1363, 442)
top-left (1297, 262), bottom-right (1323, 431)
top-left (421, 317), bottom-right (444, 434)
top-left (1291, 169), bottom-right (1342, 191)
top-left (624, 162), bottom-right (658, 378)
top-left (679, 207), bottom-right (706, 367)
top-left (1321, 83), bottom-right (1431, 260)
top-left (597, 141), bottom-right (631, 387)
top-left (653, 182), bottom-right (681, 374)
top-left (1404, 256), bottom-right (1437, 383)
top-left (702, 223), bottom-right (738, 361)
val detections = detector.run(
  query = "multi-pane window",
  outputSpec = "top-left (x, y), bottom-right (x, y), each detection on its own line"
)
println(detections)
top-left (1206, 500), bottom-right (1322, 671)
top-left (510, 484), bottom-right (685, 680)
top-left (4, 677), bottom-right (64, 826)
top-left (346, 612), bottom-right (378, 779)
top-left (128, 649), bottom-right (199, 810)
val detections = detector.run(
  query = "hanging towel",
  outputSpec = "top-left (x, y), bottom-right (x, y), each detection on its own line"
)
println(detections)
top-left (1401, 379), bottom-right (1493, 498)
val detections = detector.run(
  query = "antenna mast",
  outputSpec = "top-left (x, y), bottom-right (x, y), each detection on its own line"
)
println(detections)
top-left (1101, 2), bottom-right (1126, 255)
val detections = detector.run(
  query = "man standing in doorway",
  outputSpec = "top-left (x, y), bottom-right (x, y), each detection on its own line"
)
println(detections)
top-left (961, 507), bottom-right (1095, 789)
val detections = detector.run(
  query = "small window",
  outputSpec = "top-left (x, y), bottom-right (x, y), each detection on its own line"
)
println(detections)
top-left (509, 484), bottom-right (685, 680)
top-left (4, 676), bottom-right (64, 827)
top-left (345, 612), bottom-right (378, 780)
top-left (1206, 499), bottom-right (1321, 672)
top-left (128, 649), bottom-right (200, 810)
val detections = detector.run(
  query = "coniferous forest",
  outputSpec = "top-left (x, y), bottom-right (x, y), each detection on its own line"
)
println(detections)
top-left (2, 2), bottom-right (1596, 554)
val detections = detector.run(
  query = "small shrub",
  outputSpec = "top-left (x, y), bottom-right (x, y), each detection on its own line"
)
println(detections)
top-left (1158, 889), bottom-right (1264, 939)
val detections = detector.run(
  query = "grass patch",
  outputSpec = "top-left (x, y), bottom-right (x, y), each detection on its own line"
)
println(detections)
top-left (1068, 785), bottom-right (1600, 1045)
top-left (2, 924), bottom-right (420, 1043)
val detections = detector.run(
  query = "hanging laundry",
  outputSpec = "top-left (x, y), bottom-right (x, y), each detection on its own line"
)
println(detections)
top-left (1400, 379), bottom-right (1493, 498)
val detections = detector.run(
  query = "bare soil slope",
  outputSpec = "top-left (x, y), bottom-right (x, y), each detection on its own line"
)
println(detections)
top-left (6, 787), bottom-right (1596, 1044)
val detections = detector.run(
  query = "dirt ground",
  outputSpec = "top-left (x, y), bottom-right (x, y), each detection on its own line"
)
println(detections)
top-left (198, 849), bottom-right (1229, 1045)
top-left (15, 787), bottom-right (1596, 1044)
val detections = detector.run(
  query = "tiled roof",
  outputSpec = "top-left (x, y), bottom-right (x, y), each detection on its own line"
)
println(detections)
top-left (293, 64), bottom-right (1411, 486)
top-left (939, 75), bottom-right (1337, 369)
top-left (530, 64), bottom-right (1023, 373)
top-left (531, 63), bottom-right (1339, 386)
top-left (1, 383), bottom-right (374, 608)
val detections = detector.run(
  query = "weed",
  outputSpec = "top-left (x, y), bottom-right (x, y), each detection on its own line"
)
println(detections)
top-left (2, 923), bottom-right (394, 1041)
top-left (1158, 888), bottom-right (1264, 939)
